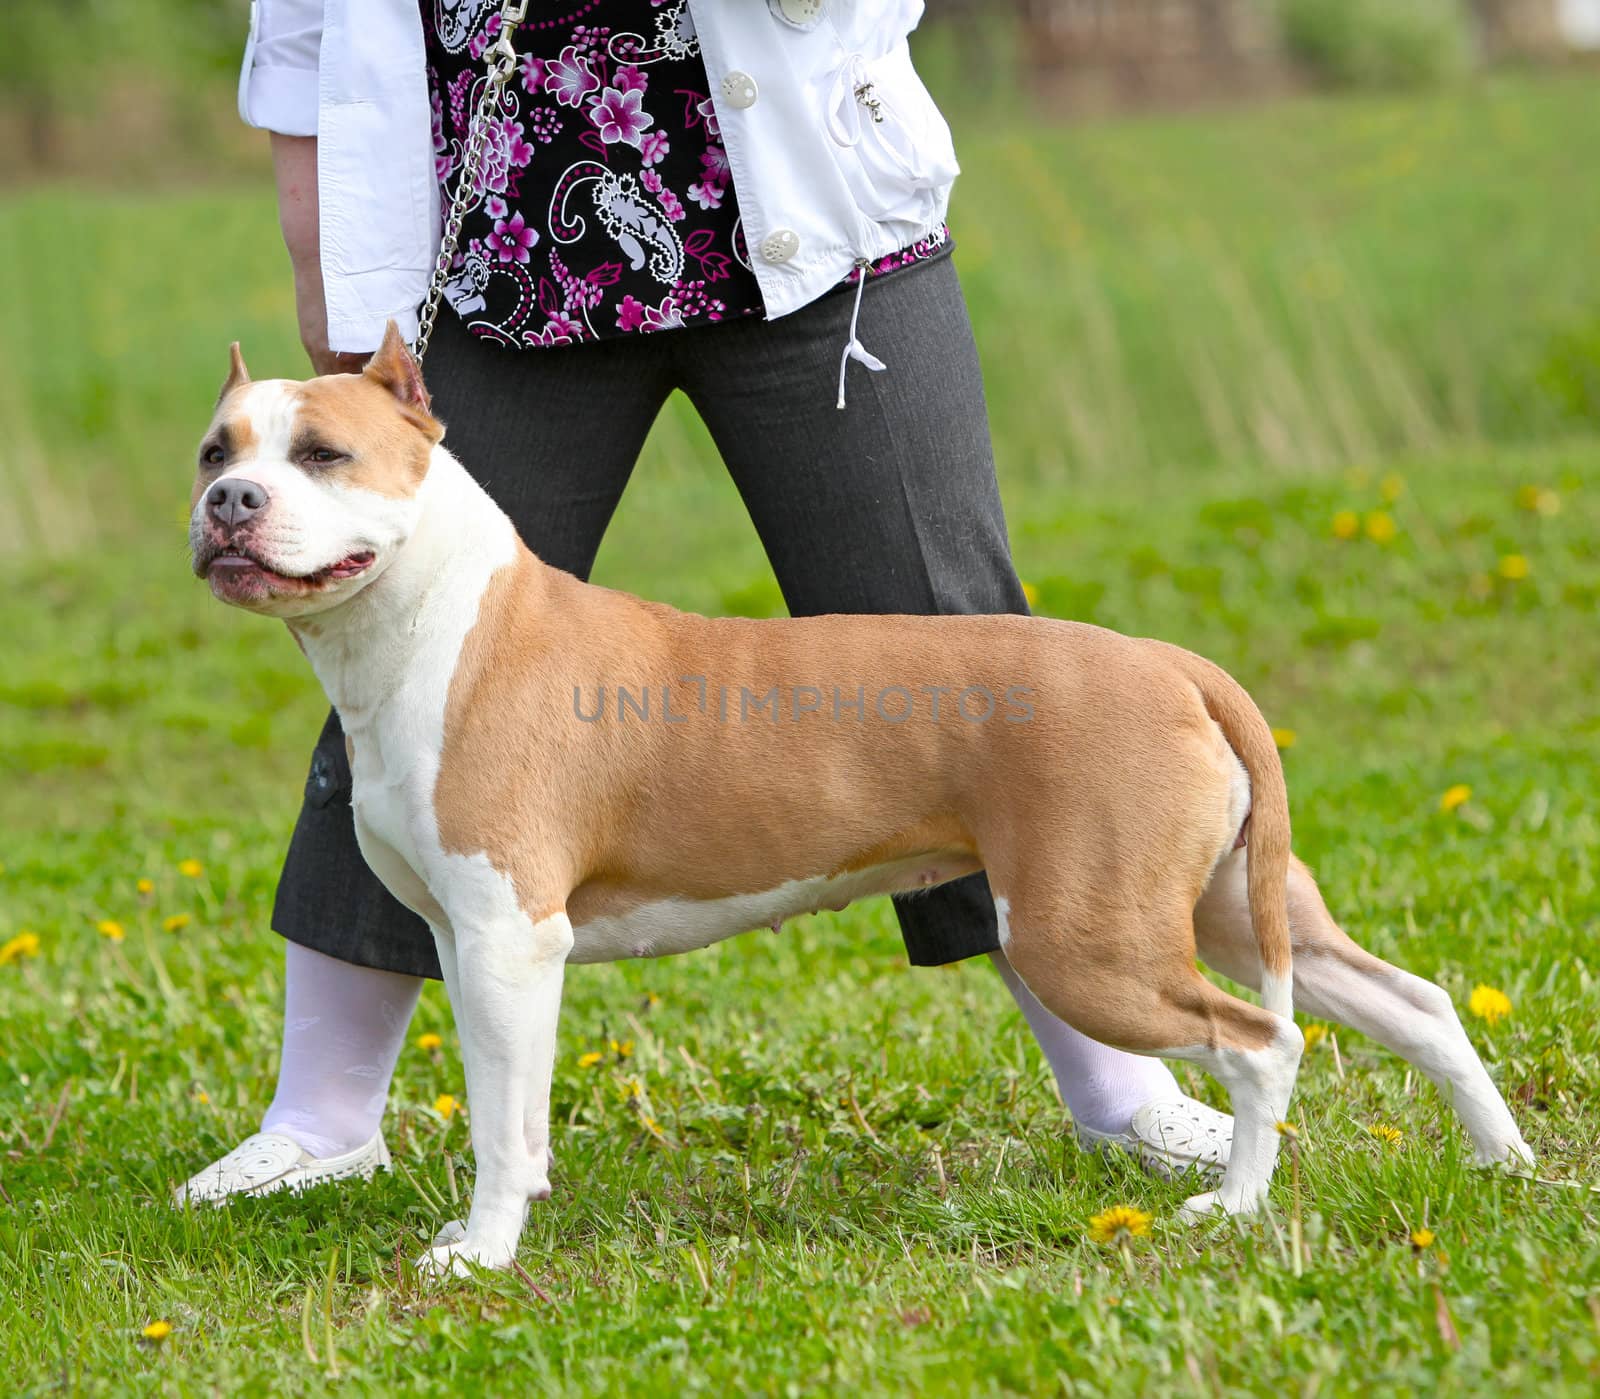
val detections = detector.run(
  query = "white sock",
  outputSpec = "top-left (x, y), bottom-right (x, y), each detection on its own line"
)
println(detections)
top-left (259, 942), bottom-right (422, 1159)
top-left (990, 949), bottom-right (1181, 1137)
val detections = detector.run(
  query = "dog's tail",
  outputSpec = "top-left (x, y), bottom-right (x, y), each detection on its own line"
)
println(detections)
top-left (1181, 651), bottom-right (1294, 1020)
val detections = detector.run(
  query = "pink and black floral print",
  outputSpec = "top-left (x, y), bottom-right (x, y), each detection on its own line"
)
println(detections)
top-left (424, 0), bottom-right (949, 349)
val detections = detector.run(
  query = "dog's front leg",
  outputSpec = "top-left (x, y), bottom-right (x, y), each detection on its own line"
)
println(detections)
top-left (420, 906), bottom-right (573, 1278)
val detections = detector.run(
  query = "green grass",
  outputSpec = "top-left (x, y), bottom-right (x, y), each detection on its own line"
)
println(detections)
top-left (2, 74), bottom-right (1600, 1395)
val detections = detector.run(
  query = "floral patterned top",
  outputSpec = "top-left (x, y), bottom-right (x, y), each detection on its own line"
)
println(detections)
top-left (425, 0), bottom-right (949, 349)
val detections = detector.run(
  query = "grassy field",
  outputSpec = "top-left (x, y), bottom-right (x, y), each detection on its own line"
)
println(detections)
top-left (2, 73), bottom-right (1599, 1394)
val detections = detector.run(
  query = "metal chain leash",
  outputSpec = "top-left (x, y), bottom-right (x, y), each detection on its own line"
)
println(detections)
top-left (412, 0), bottom-right (529, 366)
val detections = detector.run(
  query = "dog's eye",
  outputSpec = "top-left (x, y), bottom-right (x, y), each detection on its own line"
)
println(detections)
top-left (200, 445), bottom-right (225, 467)
top-left (306, 447), bottom-right (345, 465)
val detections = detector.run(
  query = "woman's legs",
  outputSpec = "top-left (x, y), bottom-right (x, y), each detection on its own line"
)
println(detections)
top-left (259, 944), bottom-right (423, 1157)
top-left (676, 258), bottom-right (1184, 1134)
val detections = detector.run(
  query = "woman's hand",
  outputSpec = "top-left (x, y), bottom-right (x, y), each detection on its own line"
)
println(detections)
top-left (272, 133), bottom-right (368, 377)
top-left (290, 263), bottom-right (366, 377)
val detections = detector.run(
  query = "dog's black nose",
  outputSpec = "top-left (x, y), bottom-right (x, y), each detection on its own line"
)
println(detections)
top-left (206, 477), bottom-right (269, 528)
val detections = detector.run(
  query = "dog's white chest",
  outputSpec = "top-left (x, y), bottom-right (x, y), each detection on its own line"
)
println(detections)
top-left (346, 729), bottom-right (447, 919)
top-left (351, 750), bottom-right (421, 863)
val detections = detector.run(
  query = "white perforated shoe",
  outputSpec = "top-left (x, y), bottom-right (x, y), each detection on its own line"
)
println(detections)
top-left (1076, 1095), bottom-right (1232, 1182)
top-left (174, 1130), bottom-right (391, 1205)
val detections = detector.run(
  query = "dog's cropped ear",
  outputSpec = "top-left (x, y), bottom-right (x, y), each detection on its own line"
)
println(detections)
top-left (363, 320), bottom-right (443, 443)
top-left (364, 320), bottom-right (433, 413)
top-left (217, 342), bottom-right (250, 405)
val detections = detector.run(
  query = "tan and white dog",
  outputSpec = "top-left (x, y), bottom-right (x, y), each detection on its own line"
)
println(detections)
top-left (190, 326), bottom-right (1533, 1274)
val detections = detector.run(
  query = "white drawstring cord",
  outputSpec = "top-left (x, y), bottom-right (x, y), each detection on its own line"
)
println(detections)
top-left (837, 259), bottom-right (886, 410)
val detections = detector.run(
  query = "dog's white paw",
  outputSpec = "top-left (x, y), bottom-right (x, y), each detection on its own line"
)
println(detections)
top-left (1179, 1186), bottom-right (1266, 1222)
top-left (1178, 1190), bottom-right (1226, 1223)
top-left (416, 1230), bottom-right (517, 1279)
top-left (1475, 1135), bottom-right (1537, 1170)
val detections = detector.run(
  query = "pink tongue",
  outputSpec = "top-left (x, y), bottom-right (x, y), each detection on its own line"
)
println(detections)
top-left (329, 552), bottom-right (374, 578)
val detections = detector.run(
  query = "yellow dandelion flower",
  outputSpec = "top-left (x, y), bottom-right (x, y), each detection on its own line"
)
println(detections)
top-left (1439, 784), bottom-right (1472, 814)
top-left (1088, 1205), bottom-right (1153, 1245)
top-left (97, 920), bottom-right (125, 942)
top-left (577, 1051), bottom-right (604, 1069)
top-left (177, 859), bottom-right (204, 878)
top-left (608, 1038), bottom-right (635, 1059)
top-left (136, 878), bottom-right (154, 895)
top-left (141, 1320), bottom-right (172, 1341)
top-left (1379, 474), bottom-right (1405, 503)
top-left (415, 1032), bottom-right (443, 1052)
top-left (434, 1093), bottom-right (458, 1119)
top-left (1274, 1120), bottom-right (1301, 1141)
top-left (0, 931), bottom-right (41, 965)
top-left (1331, 510), bottom-right (1360, 540)
top-left (1497, 554), bottom-right (1529, 581)
top-left (194, 1089), bottom-right (210, 1105)
top-left (1410, 1228), bottom-right (1435, 1249)
top-left (1302, 1023), bottom-right (1328, 1050)
top-left (1364, 510), bottom-right (1397, 544)
top-left (1272, 727), bottom-right (1297, 751)
top-left (1468, 985), bottom-right (1511, 1026)
top-left (643, 991), bottom-right (661, 1009)
top-left (1021, 580), bottom-right (1040, 608)
top-left (1368, 1123), bottom-right (1403, 1146)
top-left (162, 913), bottom-right (191, 933)
top-left (1516, 485), bottom-right (1560, 517)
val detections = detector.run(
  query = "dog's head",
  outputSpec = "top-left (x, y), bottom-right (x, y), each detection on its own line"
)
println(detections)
top-left (189, 323), bottom-right (444, 618)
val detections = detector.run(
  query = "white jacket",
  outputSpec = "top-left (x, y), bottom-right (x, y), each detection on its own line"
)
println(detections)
top-left (239, 0), bottom-right (960, 353)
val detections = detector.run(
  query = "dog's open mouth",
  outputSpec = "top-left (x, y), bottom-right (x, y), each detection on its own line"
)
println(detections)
top-left (205, 545), bottom-right (375, 599)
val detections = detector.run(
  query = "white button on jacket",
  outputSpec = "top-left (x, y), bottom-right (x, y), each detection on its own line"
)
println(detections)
top-left (239, 0), bottom-right (960, 353)
top-left (759, 228), bottom-right (802, 264)
top-left (775, 0), bottom-right (826, 27)
top-left (719, 70), bottom-right (760, 110)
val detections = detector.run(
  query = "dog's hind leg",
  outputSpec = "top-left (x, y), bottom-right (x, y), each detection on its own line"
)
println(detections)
top-left (420, 898), bottom-right (574, 1276)
top-left (1195, 850), bottom-right (1533, 1167)
top-left (1152, 970), bottom-right (1304, 1220)
top-left (1000, 900), bottom-right (1302, 1219)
